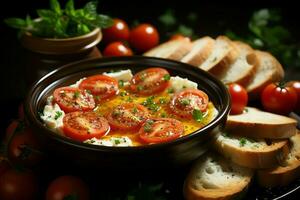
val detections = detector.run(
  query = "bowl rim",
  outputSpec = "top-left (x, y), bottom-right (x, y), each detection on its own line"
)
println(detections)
top-left (25, 56), bottom-right (230, 152)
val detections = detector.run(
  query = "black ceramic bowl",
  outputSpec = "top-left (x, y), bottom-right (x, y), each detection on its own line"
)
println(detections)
top-left (25, 56), bottom-right (230, 170)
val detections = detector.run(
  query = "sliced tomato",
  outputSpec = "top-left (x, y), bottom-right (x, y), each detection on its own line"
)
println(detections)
top-left (169, 89), bottom-right (209, 118)
top-left (63, 111), bottom-right (109, 141)
top-left (139, 118), bottom-right (183, 144)
top-left (107, 103), bottom-right (149, 130)
top-left (53, 87), bottom-right (95, 113)
top-left (129, 68), bottom-right (170, 95)
top-left (79, 75), bottom-right (119, 102)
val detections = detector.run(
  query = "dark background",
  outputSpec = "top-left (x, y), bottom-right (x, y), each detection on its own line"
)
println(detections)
top-left (0, 1), bottom-right (300, 199)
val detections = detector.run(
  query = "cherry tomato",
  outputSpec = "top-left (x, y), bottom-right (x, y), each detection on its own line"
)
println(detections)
top-left (79, 75), bottom-right (119, 102)
top-left (139, 118), bottom-right (184, 144)
top-left (102, 18), bottom-right (130, 43)
top-left (107, 103), bottom-right (149, 131)
top-left (169, 89), bottom-right (209, 118)
top-left (287, 81), bottom-right (300, 113)
top-left (170, 34), bottom-right (191, 41)
top-left (63, 111), bottom-right (110, 142)
top-left (7, 127), bottom-right (42, 167)
top-left (129, 23), bottom-right (159, 53)
top-left (103, 41), bottom-right (133, 57)
top-left (0, 168), bottom-right (38, 200)
top-left (46, 176), bottom-right (89, 200)
top-left (261, 82), bottom-right (298, 115)
top-left (129, 68), bottom-right (170, 95)
top-left (53, 87), bottom-right (95, 113)
top-left (228, 83), bottom-right (248, 115)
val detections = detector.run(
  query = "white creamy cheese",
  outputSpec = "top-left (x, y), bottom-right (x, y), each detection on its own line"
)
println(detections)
top-left (103, 69), bottom-right (133, 82)
top-left (69, 78), bottom-right (86, 88)
top-left (169, 76), bottom-right (198, 92)
top-left (84, 136), bottom-right (133, 147)
top-left (40, 97), bottom-right (65, 133)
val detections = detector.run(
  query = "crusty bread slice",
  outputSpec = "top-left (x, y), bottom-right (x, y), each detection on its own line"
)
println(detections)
top-left (226, 107), bottom-right (297, 139)
top-left (143, 38), bottom-right (192, 61)
top-left (181, 36), bottom-right (215, 66)
top-left (216, 41), bottom-right (257, 87)
top-left (257, 131), bottom-right (300, 187)
top-left (213, 131), bottom-right (289, 169)
top-left (246, 50), bottom-right (284, 99)
top-left (198, 36), bottom-right (238, 75)
top-left (184, 152), bottom-right (253, 200)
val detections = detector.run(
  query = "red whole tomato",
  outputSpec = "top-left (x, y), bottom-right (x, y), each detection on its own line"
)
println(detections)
top-left (102, 18), bottom-right (130, 43)
top-left (107, 103), bottom-right (149, 130)
top-left (228, 83), bottom-right (248, 115)
top-left (46, 176), bottom-right (90, 200)
top-left (287, 81), bottom-right (300, 113)
top-left (129, 68), bottom-right (170, 95)
top-left (0, 168), bottom-right (38, 200)
top-left (139, 118), bottom-right (184, 144)
top-left (261, 82), bottom-right (298, 115)
top-left (129, 23), bottom-right (159, 53)
top-left (63, 111), bottom-right (110, 141)
top-left (170, 34), bottom-right (191, 41)
top-left (103, 41), bottom-right (133, 57)
top-left (53, 87), bottom-right (95, 113)
top-left (169, 89), bottom-right (209, 118)
top-left (7, 126), bottom-right (42, 167)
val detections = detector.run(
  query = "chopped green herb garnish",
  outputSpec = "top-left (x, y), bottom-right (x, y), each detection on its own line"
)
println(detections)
top-left (118, 80), bottom-right (124, 87)
top-left (126, 97), bottom-right (133, 102)
top-left (182, 85), bottom-right (187, 89)
top-left (73, 91), bottom-right (80, 99)
top-left (244, 108), bottom-right (249, 113)
top-left (144, 120), bottom-right (154, 132)
top-left (109, 69), bottom-right (121, 73)
top-left (54, 111), bottom-right (63, 120)
top-left (114, 139), bottom-right (121, 145)
top-left (119, 91), bottom-right (127, 97)
top-left (167, 88), bottom-right (174, 94)
top-left (192, 109), bottom-right (203, 122)
top-left (159, 98), bottom-right (167, 104)
top-left (85, 89), bottom-right (92, 94)
top-left (137, 85), bottom-right (144, 91)
top-left (132, 106), bottom-right (138, 114)
top-left (140, 73), bottom-right (146, 81)
top-left (142, 96), bottom-right (160, 112)
top-left (112, 110), bottom-right (121, 117)
top-left (180, 98), bottom-right (191, 106)
top-left (239, 138), bottom-right (247, 147)
top-left (222, 132), bottom-right (230, 138)
top-left (163, 74), bottom-right (171, 81)
top-left (94, 95), bottom-right (100, 101)
top-left (160, 112), bottom-right (167, 118)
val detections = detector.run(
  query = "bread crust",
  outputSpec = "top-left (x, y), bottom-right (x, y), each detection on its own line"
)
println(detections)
top-left (226, 107), bottom-right (297, 139)
top-left (213, 132), bottom-right (290, 169)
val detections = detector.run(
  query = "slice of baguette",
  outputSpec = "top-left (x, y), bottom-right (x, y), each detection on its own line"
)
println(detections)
top-left (181, 36), bottom-right (215, 66)
top-left (257, 131), bottom-right (300, 187)
top-left (143, 38), bottom-right (192, 61)
top-left (184, 152), bottom-right (253, 200)
top-left (213, 131), bottom-right (289, 169)
top-left (226, 107), bottom-right (297, 139)
top-left (246, 50), bottom-right (284, 99)
top-left (198, 36), bottom-right (238, 75)
top-left (216, 41), bottom-right (257, 87)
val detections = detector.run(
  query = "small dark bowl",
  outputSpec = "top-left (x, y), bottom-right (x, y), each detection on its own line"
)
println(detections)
top-left (25, 56), bottom-right (230, 170)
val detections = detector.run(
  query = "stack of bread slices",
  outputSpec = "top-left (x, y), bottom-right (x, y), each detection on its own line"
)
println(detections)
top-left (144, 36), bottom-right (284, 99)
top-left (183, 107), bottom-right (300, 200)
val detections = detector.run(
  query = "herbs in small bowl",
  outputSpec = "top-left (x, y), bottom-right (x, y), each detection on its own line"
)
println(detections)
top-left (4, 0), bottom-right (113, 38)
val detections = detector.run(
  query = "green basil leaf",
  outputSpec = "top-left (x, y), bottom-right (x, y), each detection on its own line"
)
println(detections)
top-left (65, 0), bottom-right (75, 16)
top-left (77, 23), bottom-right (90, 35)
top-left (83, 1), bottom-right (98, 16)
top-left (192, 109), bottom-right (203, 122)
top-left (50, 0), bottom-right (62, 15)
top-left (4, 18), bottom-right (27, 29)
top-left (37, 9), bottom-right (56, 19)
top-left (93, 14), bottom-right (114, 28)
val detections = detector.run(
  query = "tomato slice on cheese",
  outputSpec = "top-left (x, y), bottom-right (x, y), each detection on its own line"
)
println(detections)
top-left (62, 111), bottom-right (109, 141)
top-left (129, 68), bottom-right (170, 95)
top-left (107, 103), bottom-right (149, 130)
top-left (79, 75), bottom-right (118, 101)
top-left (53, 87), bottom-right (95, 113)
top-left (169, 89), bottom-right (209, 118)
top-left (139, 118), bottom-right (183, 144)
